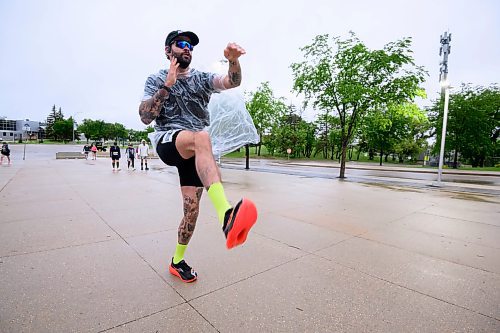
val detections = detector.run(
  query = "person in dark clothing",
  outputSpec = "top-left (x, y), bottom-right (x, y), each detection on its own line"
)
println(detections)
top-left (83, 144), bottom-right (90, 160)
top-left (125, 143), bottom-right (136, 170)
top-left (109, 142), bottom-right (121, 171)
top-left (1, 143), bottom-right (11, 165)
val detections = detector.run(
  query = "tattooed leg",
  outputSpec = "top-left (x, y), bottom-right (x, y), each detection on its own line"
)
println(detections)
top-left (178, 187), bottom-right (203, 245)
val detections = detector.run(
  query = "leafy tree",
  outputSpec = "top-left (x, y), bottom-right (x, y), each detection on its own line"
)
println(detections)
top-left (52, 118), bottom-right (74, 141)
top-left (272, 105), bottom-right (312, 158)
top-left (429, 84), bottom-right (500, 167)
top-left (260, 98), bottom-right (288, 156)
top-left (77, 119), bottom-right (92, 142)
top-left (138, 126), bottom-right (155, 142)
top-left (313, 112), bottom-right (340, 159)
top-left (363, 103), bottom-right (428, 165)
top-left (246, 82), bottom-right (285, 155)
top-left (77, 119), bottom-right (107, 141)
top-left (108, 122), bottom-right (127, 143)
top-left (291, 32), bottom-right (427, 178)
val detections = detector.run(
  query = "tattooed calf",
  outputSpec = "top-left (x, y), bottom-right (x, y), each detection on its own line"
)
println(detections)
top-left (178, 190), bottom-right (202, 244)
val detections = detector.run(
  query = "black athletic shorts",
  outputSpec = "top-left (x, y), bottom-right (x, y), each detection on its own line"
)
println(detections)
top-left (156, 131), bottom-right (203, 187)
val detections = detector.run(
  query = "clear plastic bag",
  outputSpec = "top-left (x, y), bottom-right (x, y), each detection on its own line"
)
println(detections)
top-left (207, 90), bottom-right (259, 158)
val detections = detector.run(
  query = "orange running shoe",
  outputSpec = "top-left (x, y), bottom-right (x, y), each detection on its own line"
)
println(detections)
top-left (223, 199), bottom-right (258, 249)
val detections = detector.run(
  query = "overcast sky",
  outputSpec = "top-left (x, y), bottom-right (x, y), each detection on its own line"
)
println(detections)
top-left (0, 0), bottom-right (498, 129)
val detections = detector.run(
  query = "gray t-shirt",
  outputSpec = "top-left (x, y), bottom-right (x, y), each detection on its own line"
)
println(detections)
top-left (142, 68), bottom-right (222, 151)
top-left (142, 68), bottom-right (221, 131)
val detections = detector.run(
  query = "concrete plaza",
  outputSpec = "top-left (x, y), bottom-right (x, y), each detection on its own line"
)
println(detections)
top-left (0, 145), bottom-right (499, 332)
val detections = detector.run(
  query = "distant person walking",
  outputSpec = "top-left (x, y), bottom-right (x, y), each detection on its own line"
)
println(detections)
top-left (0, 143), bottom-right (11, 165)
top-left (137, 140), bottom-right (150, 170)
top-left (90, 144), bottom-right (97, 160)
top-left (83, 144), bottom-right (90, 160)
top-left (125, 143), bottom-right (136, 170)
top-left (110, 142), bottom-right (121, 171)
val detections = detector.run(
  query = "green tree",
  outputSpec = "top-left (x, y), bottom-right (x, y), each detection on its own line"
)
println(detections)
top-left (262, 98), bottom-right (288, 156)
top-left (246, 82), bottom-right (285, 155)
top-left (364, 103), bottom-right (428, 165)
top-left (52, 118), bottom-right (74, 141)
top-left (45, 105), bottom-right (65, 140)
top-left (77, 119), bottom-right (92, 142)
top-left (137, 126), bottom-right (154, 142)
top-left (272, 105), bottom-right (312, 158)
top-left (313, 112), bottom-right (340, 159)
top-left (429, 84), bottom-right (500, 167)
top-left (291, 33), bottom-right (426, 178)
top-left (77, 119), bottom-right (107, 142)
top-left (108, 122), bottom-right (127, 143)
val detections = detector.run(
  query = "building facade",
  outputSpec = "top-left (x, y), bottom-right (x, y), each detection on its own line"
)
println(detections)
top-left (0, 118), bottom-right (43, 142)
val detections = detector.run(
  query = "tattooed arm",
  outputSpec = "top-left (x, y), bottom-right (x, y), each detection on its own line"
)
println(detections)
top-left (222, 42), bottom-right (246, 89)
top-left (139, 89), bottom-right (168, 125)
top-left (139, 57), bottom-right (180, 125)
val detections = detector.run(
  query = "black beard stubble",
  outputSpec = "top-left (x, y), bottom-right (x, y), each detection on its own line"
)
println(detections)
top-left (174, 52), bottom-right (191, 69)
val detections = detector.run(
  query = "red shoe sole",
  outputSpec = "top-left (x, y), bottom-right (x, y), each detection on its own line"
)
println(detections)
top-left (169, 265), bottom-right (197, 283)
top-left (225, 199), bottom-right (258, 249)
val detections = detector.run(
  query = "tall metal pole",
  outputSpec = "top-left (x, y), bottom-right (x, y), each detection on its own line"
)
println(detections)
top-left (437, 87), bottom-right (449, 182)
top-left (436, 31), bottom-right (452, 185)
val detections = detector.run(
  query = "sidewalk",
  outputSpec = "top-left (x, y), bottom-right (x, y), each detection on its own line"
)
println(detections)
top-left (0, 153), bottom-right (499, 332)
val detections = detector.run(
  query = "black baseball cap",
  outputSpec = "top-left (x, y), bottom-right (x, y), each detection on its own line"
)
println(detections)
top-left (165, 30), bottom-right (199, 47)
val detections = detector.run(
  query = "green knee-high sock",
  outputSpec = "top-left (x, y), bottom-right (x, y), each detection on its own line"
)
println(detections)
top-left (173, 243), bottom-right (187, 264)
top-left (207, 182), bottom-right (232, 225)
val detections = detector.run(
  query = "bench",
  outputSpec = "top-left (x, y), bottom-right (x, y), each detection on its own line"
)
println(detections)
top-left (56, 152), bottom-right (85, 159)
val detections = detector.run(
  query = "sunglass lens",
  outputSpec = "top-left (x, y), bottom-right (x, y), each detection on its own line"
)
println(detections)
top-left (176, 41), bottom-right (193, 51)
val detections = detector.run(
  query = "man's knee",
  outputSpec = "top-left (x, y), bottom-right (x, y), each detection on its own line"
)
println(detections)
top-left (194, 131), bottom-right (212, 147)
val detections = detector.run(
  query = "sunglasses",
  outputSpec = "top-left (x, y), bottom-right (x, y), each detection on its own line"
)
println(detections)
top-left (173, 40), bottom-right (194, 51)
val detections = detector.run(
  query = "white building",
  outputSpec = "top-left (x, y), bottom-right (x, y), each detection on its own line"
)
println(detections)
top-left (0, 118), bottom-right (43, 142)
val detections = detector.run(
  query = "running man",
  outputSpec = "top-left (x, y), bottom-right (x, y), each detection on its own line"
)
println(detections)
top-left (139, 30), bottom-right (257, 283)
top-left (137, 139), bottom-right (150, 170)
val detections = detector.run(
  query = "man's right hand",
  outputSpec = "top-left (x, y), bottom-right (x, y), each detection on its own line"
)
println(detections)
top-left (164, 57), bottom-right (179, 88)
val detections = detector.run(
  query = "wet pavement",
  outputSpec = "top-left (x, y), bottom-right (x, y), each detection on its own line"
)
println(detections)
top-left (0, 144), bottom-right (499, 332)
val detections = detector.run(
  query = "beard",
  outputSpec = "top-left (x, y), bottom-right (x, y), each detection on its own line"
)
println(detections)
top-left (173, 52), bottom-right (191, 69)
